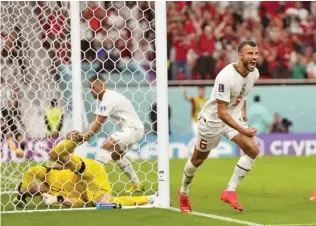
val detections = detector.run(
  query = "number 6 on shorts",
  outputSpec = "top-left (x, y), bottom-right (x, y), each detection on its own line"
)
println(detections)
top-left (199, 138), bottom-right (208, 150)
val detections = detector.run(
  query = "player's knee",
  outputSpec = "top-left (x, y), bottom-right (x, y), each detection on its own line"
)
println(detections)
top-left (102, 141), bottom-right (111, 151)
top-left (191, 158), bottom-right (204, 167)
top-left (102, 138), bottom-right (117, 152)
top-left (191, 152), bottom-right (208, 167)
top-left (251, 145), bottom-right (260, 158)
top-left (246, 143), bottom-right (259, 159)
top-left (111, 151), bottom-right (122, 161)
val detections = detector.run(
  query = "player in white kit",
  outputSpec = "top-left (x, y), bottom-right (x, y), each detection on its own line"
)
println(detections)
top-left (179, 40), bottom-right (260, 212)
top-left (80, 75), bottom-right (145, 193)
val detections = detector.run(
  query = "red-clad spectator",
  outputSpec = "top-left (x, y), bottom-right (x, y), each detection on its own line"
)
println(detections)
top-left (192, 26), bottom-right (216, 79)
top-left (300, 15), bottom-right (316, 46)
top-left (199, 26), bottom-right (215, 56)
top-left (215, 50), bottom-right (228, 75)
top-left (56, 42), bottom-right (71, 64)
top-left (38, 8), bottom-right (66, 42)
top-left (200, 2), bottom-right (217, 17)
top-left (277, 32), bottom-right (293, 68)
top-left (175, 1), bottom-right (187, 12)
top-left (187, 33), bottom-right (200, 78)
top-left (183, 18), bottom-right (197, 35)
top-left (82, 2), bottom-right (107, 34)
top-left (172, 33), bottom-right (191, 80)
top-left (260, 1), bottom-right (281, 18)
top-left (115, 29), bottom-right (132, 59)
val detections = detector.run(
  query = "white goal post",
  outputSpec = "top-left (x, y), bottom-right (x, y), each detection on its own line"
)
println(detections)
top-left (0, 1), bottom-right (170, 213)
top-left (154, 1), bottom-right (170, 209)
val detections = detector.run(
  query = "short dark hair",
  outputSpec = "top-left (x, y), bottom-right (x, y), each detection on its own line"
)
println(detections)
top-left (89, 74), bottom-right (105, 83)
top-left (254, 95), bottom-right (260, 102)
top-left (237, 40), bottom-right (257, 53)
top-left (198, 86), bottom-right (205, 89)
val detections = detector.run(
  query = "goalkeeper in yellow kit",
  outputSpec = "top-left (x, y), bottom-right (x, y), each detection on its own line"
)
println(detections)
top-left (13, 136), bottom-right (155, 208)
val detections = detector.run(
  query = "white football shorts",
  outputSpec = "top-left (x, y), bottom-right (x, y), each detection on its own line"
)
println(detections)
top-left (191, 120), bottom-right (198, 137)
top-left (110, 126), bottom-right (144, 150)
top-left (195, 116), bottom-right (248, 152)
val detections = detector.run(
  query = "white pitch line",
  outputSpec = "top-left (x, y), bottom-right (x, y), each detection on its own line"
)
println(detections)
top-left (1, 206), bottom-right (315, 226)
top-left (1, 204), bottom-right (154, 214)
top-left (266, 224), bottom-right (316, 226)
top-left (169, 207), bottom-right (263, 226)
top-left (2, 207), bottom-right (96, 214)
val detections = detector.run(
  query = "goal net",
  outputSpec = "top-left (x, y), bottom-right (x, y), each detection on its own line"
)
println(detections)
top-left (1, 1), bottom-right (169, 213)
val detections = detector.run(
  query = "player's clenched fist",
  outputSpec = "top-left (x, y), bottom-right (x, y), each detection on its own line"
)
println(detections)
top-left (241, 127), bottom-right (257, 137)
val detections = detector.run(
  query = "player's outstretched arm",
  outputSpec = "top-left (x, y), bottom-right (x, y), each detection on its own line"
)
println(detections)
top-left (7, 135), bottom-right (24, 158)
top-left (183, 88), bottom-right (191, 102)
top-left (49, 140), bottom-right (85, 173)
top-left (83, 114), bottom-right (107, 141)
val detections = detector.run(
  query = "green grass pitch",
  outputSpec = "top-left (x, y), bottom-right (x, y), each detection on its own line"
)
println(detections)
top-left (2, 156), bottom-right (316, 226)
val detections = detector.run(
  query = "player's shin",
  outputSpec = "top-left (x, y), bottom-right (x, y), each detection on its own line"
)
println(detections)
top-left (226, 155), bottom-right (255, 191)
top-left (180, 158), bottom-right (197, 196)
top-left (116, 155), bottom-right (140, 185)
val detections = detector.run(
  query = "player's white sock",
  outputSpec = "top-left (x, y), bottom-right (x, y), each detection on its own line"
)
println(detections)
top-left (116, 156), bottom-right (140, 185)
top-left (226, 155), bottom-right (255, 191)
top-left (180, 158), bottom-right (197, 196)
top-left (95, 150), bottom-right (112, 164)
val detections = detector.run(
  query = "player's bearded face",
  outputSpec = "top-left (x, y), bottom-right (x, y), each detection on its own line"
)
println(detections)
top-left (241, 46), bottom-right (259, 72)
top-left (243, 58), bottom-right (256, 72)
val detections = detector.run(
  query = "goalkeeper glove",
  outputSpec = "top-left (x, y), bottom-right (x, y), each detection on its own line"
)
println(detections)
top-left (42, 193), bottom-right (64, 206)
top-left (66, 130), bottom-right (94, 144)
top-left (83, 131), bottom-right (94, 142)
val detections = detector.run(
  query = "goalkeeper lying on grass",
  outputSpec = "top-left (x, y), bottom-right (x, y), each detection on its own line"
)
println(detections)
top-left (13, 136), bottom-right (155, 208)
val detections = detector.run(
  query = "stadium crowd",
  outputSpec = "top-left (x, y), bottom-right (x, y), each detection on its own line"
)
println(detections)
top-left (32, 1), bottom-right (156, 77)
top-left (80, 1), bottom-right (155, 76)
top-left (167, 1), bottom-right (316, 80)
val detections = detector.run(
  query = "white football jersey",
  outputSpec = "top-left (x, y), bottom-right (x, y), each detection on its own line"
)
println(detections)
top-left (95, 90), bottom-right (143, 129)
top-left (199, 63), bottom-right (260, 126)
